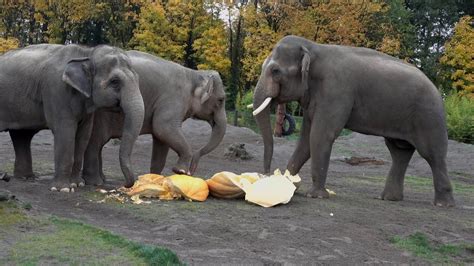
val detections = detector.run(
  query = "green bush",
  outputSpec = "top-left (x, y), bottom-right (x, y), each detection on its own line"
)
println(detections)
top-left (444, 94), bottom-right (474, 144)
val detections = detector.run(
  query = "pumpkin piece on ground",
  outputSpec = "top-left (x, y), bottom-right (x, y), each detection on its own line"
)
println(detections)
top-left (168, 175), bottom-right (209, 202)
top-left (241, 175), bottom-right (296, 208)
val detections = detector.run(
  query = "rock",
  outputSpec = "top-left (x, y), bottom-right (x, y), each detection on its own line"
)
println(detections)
top-left (0, 172), bottom-right (10, 182)
top-left (224, 143), bottom-right (253, 160)
top-left (0, 190), bottom-right (14, 201)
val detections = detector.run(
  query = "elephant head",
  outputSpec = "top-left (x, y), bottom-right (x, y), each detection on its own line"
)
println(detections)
top-left (62, 46), bottom-right (145, 187)
top-left (253, 37), bottom-right (311, 173)
top-left (189, 71), bottom-right (227, 174)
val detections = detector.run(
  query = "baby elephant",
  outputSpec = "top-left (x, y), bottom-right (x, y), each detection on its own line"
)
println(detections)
top-left (82, 51), bottom-right (226, 185)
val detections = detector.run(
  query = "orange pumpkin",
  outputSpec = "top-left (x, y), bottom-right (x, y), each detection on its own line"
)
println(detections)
top-left (168, 175), bottom-right (209, 202)
top-left (206, 171), bottom-right (260, 199)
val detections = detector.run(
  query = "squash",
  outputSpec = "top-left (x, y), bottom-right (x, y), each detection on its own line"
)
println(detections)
top-left (126, 174), bottom-right (181, 200)
top-left (168, 175), bottom-right (209, 202)
top-left (206, 171), bottom-right (260, 199)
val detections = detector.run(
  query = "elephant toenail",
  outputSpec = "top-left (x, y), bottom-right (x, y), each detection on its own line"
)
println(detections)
top-left (60, 188), bottom-right (70, 193)
top-left (50, 187), bottom-right (58, 192)
top-left (70, 183), bottom-right (78, 188)
top-left (78, 182), bottom-right (85, 187)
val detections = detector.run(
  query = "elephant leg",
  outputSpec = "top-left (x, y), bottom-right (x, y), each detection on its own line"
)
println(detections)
top-left (51, 122), bottom-right (77, 192)
top-left (414, 136), bottom-right (455, 207)
top-left (70, 116), bottom-right (94, 187)
top-left (83, 133), bottom-right (110, 186)
top-left (307, 106), bottom-right (349, 199)
top-left (381, 138), bottom-right (415, 201)
top-left (287, 114), bottom-right (311, 175)
top-left (153, 118), bottom-right (192, 175)
top-left (9, 129), bottom-right (39, 180)
top-left (150, 137), bottom-right (169, 174)
top-left (99, 146), bottom-right (106, 183)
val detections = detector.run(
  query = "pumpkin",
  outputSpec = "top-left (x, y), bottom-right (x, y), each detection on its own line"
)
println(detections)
top-left (206, 171), bottom-right (260, 199)
top-left (168, 175), bottom-right (209, 202)
top-left (126, 174), bottom-right (181, 200)
top-left (241, 175), bottom-right (296, 208)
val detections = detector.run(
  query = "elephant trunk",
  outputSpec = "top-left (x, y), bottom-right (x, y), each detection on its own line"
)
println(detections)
top-left (253, 81), bottom-right (274, 174)
top-left (119, 86), bottom-right (145, 188)
top-left (190, 109), bottom-right (227, 174)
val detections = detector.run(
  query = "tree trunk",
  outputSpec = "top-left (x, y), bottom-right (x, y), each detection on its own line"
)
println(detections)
top-left (274, 104), bottom-right (286, 137)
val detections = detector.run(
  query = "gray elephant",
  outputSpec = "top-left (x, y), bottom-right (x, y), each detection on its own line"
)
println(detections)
top-left (82, 51), bottom-right (226, 185)
top-left (0, 44), bottom-right (145, 191)
top-left (252, 36), bottom-right (454, 207)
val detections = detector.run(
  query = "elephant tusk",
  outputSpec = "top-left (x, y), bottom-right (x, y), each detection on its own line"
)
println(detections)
top-left (253, 97), bottom-right (272, 116)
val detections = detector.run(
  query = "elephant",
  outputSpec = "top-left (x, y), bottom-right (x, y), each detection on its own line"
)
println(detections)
top-left (81, 50), bottom-right (227, 185)
top-left (252, 35), bottom-right (455, 207)
top-left (0, 44), bottom-right (145, 191)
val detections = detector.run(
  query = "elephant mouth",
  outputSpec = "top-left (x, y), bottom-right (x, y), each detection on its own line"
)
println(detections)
top-left (253, 97), bottom-right (272, 116)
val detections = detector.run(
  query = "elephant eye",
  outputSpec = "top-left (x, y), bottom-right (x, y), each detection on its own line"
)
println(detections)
top-left (109, 77), bottom-right (120, 88)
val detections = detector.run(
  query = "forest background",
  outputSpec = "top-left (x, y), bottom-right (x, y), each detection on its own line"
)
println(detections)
top-left (1, 0), bottom-right (473, 143)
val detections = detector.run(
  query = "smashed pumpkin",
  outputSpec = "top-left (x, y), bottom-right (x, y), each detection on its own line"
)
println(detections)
top-left (206, 171), bottom-right (260, 199)
top-left (126, 174), bottom-right (181, 200)
top-left (241, 175), bottom-right (296, 208)
top-left (168, 175), bottom-right (209, 202)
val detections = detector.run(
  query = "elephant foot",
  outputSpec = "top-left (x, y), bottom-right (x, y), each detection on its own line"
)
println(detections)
top-left (380, 189), bottom-right (403, 201)
top-left (69, 176), bottom-right (85, 188)
top-left (14, 173), bottom-right (38, 181)
top-left (172, 167), bottom-right (191, 176)
top-left (83, 174), bottom-right (105, 186)
top-left (306, 187), bottom-right (330, 199)
top-left (434, 192), bottom-right (455, 207)
top-left (50, 179), bottom-right (75, 193)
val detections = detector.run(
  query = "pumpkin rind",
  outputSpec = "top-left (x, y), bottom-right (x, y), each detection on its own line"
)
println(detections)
top-left (206, 171), bottom-right (260, 199)
top-left (168, 175), bottom-right (209, 202)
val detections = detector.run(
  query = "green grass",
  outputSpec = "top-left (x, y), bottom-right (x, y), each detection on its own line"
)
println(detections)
top-left (444, 94), bottom-right (474, 144)
top-left (347, 175), bottom-right (474, 196)
top-left (391, 232), bottom-right (473, 263)
top-left (0, 201), bottom-right (27, 227)
top-left (0, 201), bottom-right (182, 265)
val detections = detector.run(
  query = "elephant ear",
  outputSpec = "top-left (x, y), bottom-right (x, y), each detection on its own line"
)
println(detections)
top-left (199, 74), bottom-right (215, 104)
top-left (301, 46), bottom-right (311, 109)
top-left (62, 58), bottom-right (93, 98)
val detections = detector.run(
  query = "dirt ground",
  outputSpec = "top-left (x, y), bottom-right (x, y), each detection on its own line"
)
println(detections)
top-left (1, 120), bottom-right (473, 264)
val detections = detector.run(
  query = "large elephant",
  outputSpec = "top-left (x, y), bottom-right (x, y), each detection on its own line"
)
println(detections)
top-left (0, 44), bottom-right (145, 191)
top-left (82, 51), bottom-right (226, 185)
top-left (253, 36), bottom-right (454, 207)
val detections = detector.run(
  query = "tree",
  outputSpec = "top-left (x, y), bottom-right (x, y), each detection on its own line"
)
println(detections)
top-left (241, 5), bottom-right (278, 90)
top-left (131, 2), bottom-right (184, 62)
top-left (0, 37), bottom-right (19, 54)
top-left (440, 16), bottom-right (474, 97)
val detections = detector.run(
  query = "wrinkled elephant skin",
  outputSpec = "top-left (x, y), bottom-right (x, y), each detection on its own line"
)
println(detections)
top-left (253, 36), bottom-right (455, 207)
top-left (82, 51), bottom-right (227, 186)
top-left (0, 44), bottom-right (144, 191)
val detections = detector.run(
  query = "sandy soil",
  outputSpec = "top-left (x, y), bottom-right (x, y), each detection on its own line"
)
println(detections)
top-left (1, 120), bottom-right (473, 264)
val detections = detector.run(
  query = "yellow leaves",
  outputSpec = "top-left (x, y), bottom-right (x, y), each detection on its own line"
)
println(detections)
top-left (378, 35), bottom-right (401, 56)
top-left (0, 37), bottom-right (19, 54)
top-left (440, 16), bottom-right (474, 97)
top-left (194, 24), bottom-right (230, 75)
top-left (242, 5), bottom-right (279, 84)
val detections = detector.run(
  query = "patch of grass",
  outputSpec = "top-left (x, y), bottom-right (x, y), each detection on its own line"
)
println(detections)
top-left (348, 175), bottom-right (474, 196)
top-left (1, 201), bottom-right (182, 265)
top-left (444, 94), bottom-right (474, 144)
top-left (0, 201), bottom-right (27, 227)
top-left (390, 232), bottom-right (473, 263)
